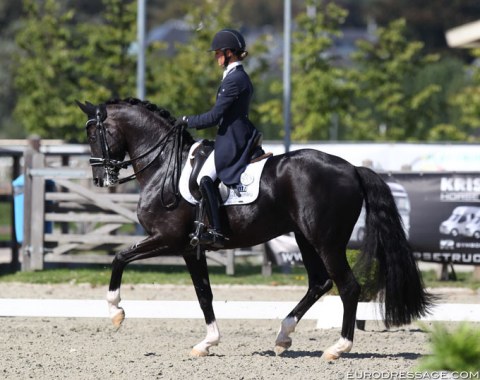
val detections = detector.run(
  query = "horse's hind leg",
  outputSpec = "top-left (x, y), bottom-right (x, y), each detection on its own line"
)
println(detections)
top-left (274, 233), bottom-right (333, 355)
top-left (321, 244), bottom-right (360, 360)
top-left (183, 251), bottom-right (220, 357)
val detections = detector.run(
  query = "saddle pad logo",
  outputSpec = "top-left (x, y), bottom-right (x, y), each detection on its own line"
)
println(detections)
top-left (240, 172), bottom-right (254, 186)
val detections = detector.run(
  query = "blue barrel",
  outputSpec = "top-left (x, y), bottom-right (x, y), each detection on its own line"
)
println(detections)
top-left (12, 175), bottom-right (25, 243)
top-left (12, 175), bottom-right (54, 244)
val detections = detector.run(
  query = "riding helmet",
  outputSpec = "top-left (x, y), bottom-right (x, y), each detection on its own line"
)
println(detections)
top-left (210, 29), bottom-right (246, 52)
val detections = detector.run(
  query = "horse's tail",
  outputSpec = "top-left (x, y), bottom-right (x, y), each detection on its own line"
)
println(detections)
top-left (354, 166), bottom-right (433, 328)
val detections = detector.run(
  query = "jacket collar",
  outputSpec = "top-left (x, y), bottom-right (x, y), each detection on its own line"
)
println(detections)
top-left (222, 62), bottom-right (242, 80)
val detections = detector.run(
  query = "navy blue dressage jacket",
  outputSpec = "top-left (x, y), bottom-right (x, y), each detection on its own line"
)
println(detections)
top-left (186, 65), bottom-right (260, 186)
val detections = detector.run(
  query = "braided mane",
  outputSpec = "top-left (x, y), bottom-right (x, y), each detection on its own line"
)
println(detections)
top-left (105, 97), bottom-right (178, 125)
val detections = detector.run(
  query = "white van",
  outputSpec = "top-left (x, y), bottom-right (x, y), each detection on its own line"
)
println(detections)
top-left (389, 182), bottom-right (411, 236)
top-left (351, 207), bottom-right (366, 242)
top-left (439, 206), bottom-right (480, 237)
top-left (462, 210), bottom-right (480, 239)
top-left (350, 182), bottom-right (411, 242)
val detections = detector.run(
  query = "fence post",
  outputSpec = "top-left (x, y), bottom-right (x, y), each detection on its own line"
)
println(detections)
top-left (262, 246), bottom-right (272, 276)
top-left (22, 147), bottom-right (46, 271)
top-left (22, 149), bottom-right (33, 271)
top-left (226, 250), bottom-right (235, 275)
top-left (473, 266), bottom-right (480, 281)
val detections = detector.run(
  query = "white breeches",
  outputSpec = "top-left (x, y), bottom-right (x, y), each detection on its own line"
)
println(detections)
top-left (197, 151), bottom-right (217, 185)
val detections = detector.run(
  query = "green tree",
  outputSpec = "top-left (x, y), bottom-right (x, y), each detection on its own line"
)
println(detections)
top-left (0, 0), bottom-right (24, 137)
top-left (258, 0), bottom-right (356, 141)
top-left (412, 57), bottom-right (466, 134)
top-left (14, 0), bottom-right (136, 142)
top-left (449, 49), bottom-right (480, 141)
top-left (368, 0), bottom-right (480, 58)
top-left (14, 0), bottom-right (79, 140)
top-left (74, 0), bottom-right (136, 102)
top-left (0, 32), bottom-right (22, 138)
top-left (146, 1), bottom-right (234, 140)
top-left (147, 1), bottom-right (234, 121)
top-left (348, 19), bottom-right (440, 141)
top-left (147, 0), bottom-right (269, 139)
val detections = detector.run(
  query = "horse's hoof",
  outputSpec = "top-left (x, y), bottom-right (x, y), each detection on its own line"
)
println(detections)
top-left (274, 341), bottom-right (292, 356)
top-left (190, 348), bottom-right (209, 357)
top-left (321, 351), bottom-right (340, 361)
top-left (111, 308), bottom-right (125, 328)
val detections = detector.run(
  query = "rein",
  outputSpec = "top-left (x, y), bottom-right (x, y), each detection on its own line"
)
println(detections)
top-left (86, 108), bottom-right (186, 209)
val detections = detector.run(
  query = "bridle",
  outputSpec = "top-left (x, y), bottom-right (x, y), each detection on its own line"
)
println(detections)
top-left (85, 109), bottom-right (124, 182)
top-left (86, 107), bottom-right (186, 209)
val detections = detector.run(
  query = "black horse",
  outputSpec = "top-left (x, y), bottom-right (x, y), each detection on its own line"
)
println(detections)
top-left (77, 98), bottom-right (432, 360)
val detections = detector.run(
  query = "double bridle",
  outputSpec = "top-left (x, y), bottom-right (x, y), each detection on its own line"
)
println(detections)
top-left (86, 107), bottom-right (186, 209)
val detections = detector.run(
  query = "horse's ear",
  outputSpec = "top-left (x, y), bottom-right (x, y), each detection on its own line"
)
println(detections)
top-left (75, 100), bottom-right (96, 117)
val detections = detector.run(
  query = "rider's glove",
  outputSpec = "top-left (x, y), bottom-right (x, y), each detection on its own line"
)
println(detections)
top-left (174, 116), bottom-right (188, 129)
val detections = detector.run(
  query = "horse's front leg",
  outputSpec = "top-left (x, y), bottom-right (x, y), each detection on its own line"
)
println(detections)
top-left (183, 250), bottom-right (220, 357)
top-left (106, 235), bottom-right (174, 328)
top-left (107, 256), bottom-right (126, 328)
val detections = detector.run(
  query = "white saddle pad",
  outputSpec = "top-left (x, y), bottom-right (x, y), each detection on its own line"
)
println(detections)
top-left (179, 142), bottom-right (270, 206)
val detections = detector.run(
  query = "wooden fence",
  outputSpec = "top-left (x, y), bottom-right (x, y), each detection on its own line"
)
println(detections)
top-left (21, 148), bottom-right (238, 274)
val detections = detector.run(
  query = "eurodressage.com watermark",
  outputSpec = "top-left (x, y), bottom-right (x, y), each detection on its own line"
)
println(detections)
top-left (344, 372), bottom-right (479, 379)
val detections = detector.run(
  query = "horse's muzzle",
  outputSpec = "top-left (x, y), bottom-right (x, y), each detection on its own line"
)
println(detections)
top-left (93, 177), bottom-right (105, 187)
top-left (93, 173), bottom-right (118, 187)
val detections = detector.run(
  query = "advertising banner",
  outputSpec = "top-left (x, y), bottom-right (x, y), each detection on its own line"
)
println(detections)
top-left (265, 172), bottom-right (480, 267)
top-left (382, 172), bottom-right (480, 265)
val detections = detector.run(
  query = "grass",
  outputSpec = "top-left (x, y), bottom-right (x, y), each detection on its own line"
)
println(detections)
top-left (0, 202), bottom-right (10, 226)
top-left (0, 202), bottom-right (12, 240)
top-left (421, 269), bottom-right (480, 290)
top-left (0, 262), bottom-right (479, 290)
top-left (0, 262), bottom-right (310, 287)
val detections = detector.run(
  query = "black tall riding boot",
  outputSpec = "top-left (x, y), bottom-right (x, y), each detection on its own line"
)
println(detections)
top-left (199, 176), bottom-right (225, 248)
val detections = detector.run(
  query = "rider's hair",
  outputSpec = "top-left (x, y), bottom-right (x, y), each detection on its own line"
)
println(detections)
top-left (234, 50), bottom-right (249, 60)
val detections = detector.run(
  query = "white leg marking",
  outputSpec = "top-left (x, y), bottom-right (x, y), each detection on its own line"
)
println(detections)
top-left (322, 337), bottom-right (353, 360)
top-left (191, 321), bottom-right (221, 357)
top-left (274, 316), bottom-right (298, 355)
top-left (107, 289), bottom-right (125, 327)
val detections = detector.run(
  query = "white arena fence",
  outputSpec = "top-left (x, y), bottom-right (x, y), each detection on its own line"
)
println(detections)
top-left (0, 296), bottom-right (479, 329)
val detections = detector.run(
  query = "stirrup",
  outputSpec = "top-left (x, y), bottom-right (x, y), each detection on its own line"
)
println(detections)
top-left (199, 229), bottom-right (226, 249)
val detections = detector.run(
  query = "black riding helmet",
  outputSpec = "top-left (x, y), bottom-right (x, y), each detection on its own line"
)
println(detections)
top-left (210, 29), bottom-right (246, 52)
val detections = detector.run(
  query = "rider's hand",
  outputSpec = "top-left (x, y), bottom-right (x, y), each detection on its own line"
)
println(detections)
top-left (174, 116), bottom-right (188, 129)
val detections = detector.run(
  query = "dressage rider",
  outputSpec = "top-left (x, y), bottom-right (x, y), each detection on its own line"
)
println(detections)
top-left (175, 28), bottom-right (262, 248)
